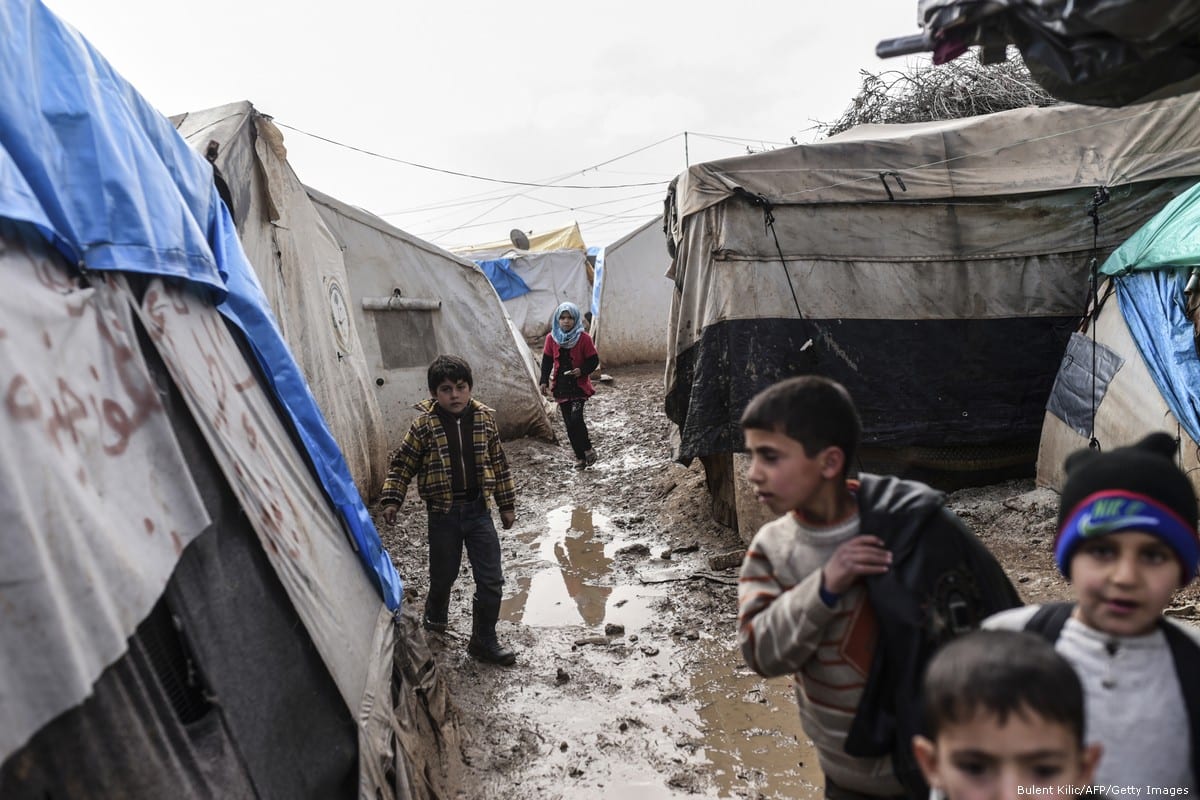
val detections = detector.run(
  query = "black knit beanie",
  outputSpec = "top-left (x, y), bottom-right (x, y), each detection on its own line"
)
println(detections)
top-left (1055, 432), bottom-right (1200, 585)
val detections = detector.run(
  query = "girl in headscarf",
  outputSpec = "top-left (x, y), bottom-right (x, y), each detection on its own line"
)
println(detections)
top-left (539, 301), bottom-right (600, 470)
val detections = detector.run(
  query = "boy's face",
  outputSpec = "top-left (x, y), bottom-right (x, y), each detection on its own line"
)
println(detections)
top-left (913, 707), bottom-right (1100, 800)
top-left (1069, 530), bottom-right (1181, 636)
top-left (743, 427), bottom-right (841, 516)
top-left (432, 378), bottom-right (472, 415)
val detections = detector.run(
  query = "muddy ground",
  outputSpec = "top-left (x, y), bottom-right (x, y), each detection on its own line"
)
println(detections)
top-left (374, 362), bottom-right (1200, 800)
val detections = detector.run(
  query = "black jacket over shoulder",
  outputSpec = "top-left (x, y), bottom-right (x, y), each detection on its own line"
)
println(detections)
top-left (843, 474), bottom-right (1023, 798)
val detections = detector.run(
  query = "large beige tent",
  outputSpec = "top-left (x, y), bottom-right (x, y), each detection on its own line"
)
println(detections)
top-left (173, 103), bottom-right (386, 496)
top-left (173, 103), bottom-right (553, 496)
top-left (590, 216), bottom-right (673, 366)
top-left (306, 185), bottom-right (554, 447)
top-left (663, 94), bottom-right (1200, 535)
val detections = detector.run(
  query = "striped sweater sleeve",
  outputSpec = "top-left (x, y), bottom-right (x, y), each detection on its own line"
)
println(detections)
top-left (737, 524), bottom-right (836, 678)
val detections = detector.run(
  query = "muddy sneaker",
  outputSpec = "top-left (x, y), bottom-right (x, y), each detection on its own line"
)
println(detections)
top-left (707, 549), bottom-right (747, 571)
top-left (467, 637), bottom-right (517, 666)
top-left (574, 459), bottom-right (586, 470)
top-left (422, 617), bottom-right (448, 634)
top-left (584, 449), bottom-right (598, 467)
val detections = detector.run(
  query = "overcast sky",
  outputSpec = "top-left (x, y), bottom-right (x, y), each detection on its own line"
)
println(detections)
top-left (42, 0), bottom-right (924, 250)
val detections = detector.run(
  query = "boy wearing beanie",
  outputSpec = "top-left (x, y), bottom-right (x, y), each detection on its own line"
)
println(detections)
top-left (985, 432), bottom-right (1200, 793)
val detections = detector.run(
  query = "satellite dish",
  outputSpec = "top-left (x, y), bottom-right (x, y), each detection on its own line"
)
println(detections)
top-left (510, 228), bottom-right (531, 250)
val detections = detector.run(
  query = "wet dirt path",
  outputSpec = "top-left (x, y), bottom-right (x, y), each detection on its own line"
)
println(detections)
top-left (377, 363), bottom-right (824, 798)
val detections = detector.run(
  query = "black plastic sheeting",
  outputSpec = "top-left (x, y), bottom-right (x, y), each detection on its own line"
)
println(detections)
top-left (882, 0), bottom-right (1200, 107)
top-left (666, 315), bottom-right (1079, 463)
top-left (1045, 330), bottom-right (1126, 438)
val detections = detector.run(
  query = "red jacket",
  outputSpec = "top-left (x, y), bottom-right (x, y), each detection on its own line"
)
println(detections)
top-left (541, 331), bottom-right (598, 401)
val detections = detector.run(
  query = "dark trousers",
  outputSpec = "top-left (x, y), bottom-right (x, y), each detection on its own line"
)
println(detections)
top-left (558, 398), bottom-right (592, 459)
top-left (425, 497), bottom-right (505, 640)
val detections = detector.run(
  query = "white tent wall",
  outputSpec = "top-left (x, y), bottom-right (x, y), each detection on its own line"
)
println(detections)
top-left (172, 102), bottom-right (387, 498)
top-left (591, 216), bottom-right (673, 366)
top-left (475, 249), bottom-right (594, 342)
top-left (305, 187), bottom-right (555, 447)
top-left (1037, 294), bottom-right (1200, 494)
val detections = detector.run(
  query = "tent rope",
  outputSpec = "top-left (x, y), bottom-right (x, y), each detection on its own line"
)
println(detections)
top-left (1086, 185), bottom-right (1110, 452)
top-left (732, 187), bottom-right (805, 321)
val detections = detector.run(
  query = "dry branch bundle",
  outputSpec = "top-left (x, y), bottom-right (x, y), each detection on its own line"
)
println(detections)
top-left (818, 52), bottom-right (1058, 138)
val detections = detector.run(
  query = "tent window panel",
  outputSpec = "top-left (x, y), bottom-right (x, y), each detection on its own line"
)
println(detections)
top-left (137, 596), bottom-right (213, 725)
top-left (375, 310), bottom-right (439, 369)
top-left (1046, 331), bottom-right (1125, 437)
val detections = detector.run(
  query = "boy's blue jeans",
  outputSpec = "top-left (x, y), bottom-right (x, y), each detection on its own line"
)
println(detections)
top-left (425, 497), bottom-right (505, 637)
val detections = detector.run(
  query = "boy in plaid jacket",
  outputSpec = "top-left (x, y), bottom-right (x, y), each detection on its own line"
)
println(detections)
top-left (380, 355), bottom-right (517, 665)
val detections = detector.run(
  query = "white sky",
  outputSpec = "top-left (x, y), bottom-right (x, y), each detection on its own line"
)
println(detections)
top-left (41, 0), bottom-right (923, 250)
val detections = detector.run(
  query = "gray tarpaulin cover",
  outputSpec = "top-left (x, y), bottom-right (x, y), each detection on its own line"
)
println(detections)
top-left (664, 94), bottom-right (1200, 462)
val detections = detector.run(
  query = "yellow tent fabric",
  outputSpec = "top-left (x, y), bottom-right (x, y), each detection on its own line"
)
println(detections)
top-left (455, 222), bottom-right (587, 257)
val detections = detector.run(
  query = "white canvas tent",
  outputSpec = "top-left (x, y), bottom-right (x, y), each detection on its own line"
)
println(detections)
top-left (663, 93), bottom-right (1200, 534)
top-left (305, 185), bottom-right (554, 446)
top-left (172, 103), bottom-right (387, 497)
top-left (455, 234), bottom-right (593, 342)
top-left (1, 4), bottom-right (457, 797)
top-left (173, 103), bottom-right (553, 493)
top-left (590, 216), bottom-right (673, 366)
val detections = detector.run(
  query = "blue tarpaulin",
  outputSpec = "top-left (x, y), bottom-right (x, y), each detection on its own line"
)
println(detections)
top-left (1, 0), bottom-right (401, 610)
top-left (1112, 270), bottom-right (1200, 445)
top-left (1099, 179), bottom-right (1200, 446)
top-left (589, 246), bottom-right (604, 319)
top-left (477, 258), bottom-right (532, 301)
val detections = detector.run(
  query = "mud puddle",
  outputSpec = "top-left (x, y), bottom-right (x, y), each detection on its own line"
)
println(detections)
top-left (495, 502), bottom-right (820, 798)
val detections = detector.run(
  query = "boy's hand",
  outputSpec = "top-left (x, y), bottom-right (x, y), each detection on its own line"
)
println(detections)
top-left (822, 535), bottom-right (892, 595)
top-left (540, 384), bottom-right (551, 397)
top-left (500, 509), bottom-right (516, 529)
top-left (381, 504), bottom-right (399, 526)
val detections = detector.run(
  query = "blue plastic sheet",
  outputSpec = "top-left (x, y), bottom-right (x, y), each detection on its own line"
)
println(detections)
top-left (1, 0), bottom-right (401, 609)
top-left (1114, 270), bottom-right (1200, 445)
top-left (477, 258), bottom-right (532, 301)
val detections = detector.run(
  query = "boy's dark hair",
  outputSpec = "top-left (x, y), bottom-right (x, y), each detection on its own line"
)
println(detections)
top-left (921, 629), bottom-right (1085, 744)
top-left (740, 376), bottom-right (861, 469)
top-left (427, 354), bottom-right (473, 392)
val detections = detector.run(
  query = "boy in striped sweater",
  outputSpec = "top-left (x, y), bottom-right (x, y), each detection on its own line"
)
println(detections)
top-left (736, 376), bottom-right (1019, 799)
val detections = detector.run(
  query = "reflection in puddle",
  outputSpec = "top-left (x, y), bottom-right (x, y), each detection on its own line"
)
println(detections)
top-left (690, 635), bottom-right (823, 798)
top-left (502, 505), bottom-right (665, 629)
top-left (500, 505), bottom-right (820, 797)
